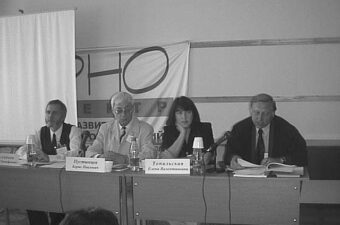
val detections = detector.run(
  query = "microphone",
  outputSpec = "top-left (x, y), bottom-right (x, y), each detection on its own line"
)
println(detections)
top-left (205, 131), bottom-right (231, 152)
top-left (80, 130), bottom-right (91, 156)
top-left (81, 130), bottom-right (91, 141)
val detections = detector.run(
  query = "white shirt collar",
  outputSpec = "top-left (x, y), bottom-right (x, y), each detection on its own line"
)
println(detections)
top-left (50, 124), bottom-right (63, 140)
top-left (256, 124), bottom-right (270, 135)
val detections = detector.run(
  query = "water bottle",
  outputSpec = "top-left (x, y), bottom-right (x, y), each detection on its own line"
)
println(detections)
top-left (155, 129), bottom-right (164, 159)
top-left (26, 135), bottom-right (37, 167)
top-left (192, 137), bottom-right (204, 175)
top-left (129, 136), bottom-right (140, 172)
top-left (192, 148), bottom-right (203, 175)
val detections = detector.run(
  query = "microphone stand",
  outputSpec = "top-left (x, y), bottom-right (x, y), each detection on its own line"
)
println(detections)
top-left (203, 131), bottom-right (231, 173)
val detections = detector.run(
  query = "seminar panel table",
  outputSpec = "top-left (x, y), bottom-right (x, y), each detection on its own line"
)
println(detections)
top-left (130, 173), bottom-right (301, 225)
top-left (1, 165), bottom-right (340, 225)
top-left (130, 173), bottom-right (230, 223)
top-left (0, 165), bottom-right (122, 221)
top-left (0, 166), bottom-right (64, 212)
top-left (230, 177), bottom-right (301, 225)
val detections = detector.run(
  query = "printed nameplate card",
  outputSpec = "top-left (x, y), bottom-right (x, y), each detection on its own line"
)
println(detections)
top-left (66, 157), bottom-right (105, 173)
top-left (144, 158), bottom-right (190, 175)
top-left (0, 153), bottom-right (19, 164)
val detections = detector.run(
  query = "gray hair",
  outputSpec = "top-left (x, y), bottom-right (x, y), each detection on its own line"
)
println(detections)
top-left (46, 99), bottom-right (67, 115)
top-left (249, 93), bottom-right (277, 111)
top-left (110, 92), bottom-right (133, 109)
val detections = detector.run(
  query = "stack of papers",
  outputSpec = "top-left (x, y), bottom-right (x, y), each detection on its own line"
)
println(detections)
top-left (233, 159), bottom-right (304, 178)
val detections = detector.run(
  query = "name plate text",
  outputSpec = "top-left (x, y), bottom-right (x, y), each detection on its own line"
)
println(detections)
top-left (0, 153), bottom-right (19, 164)
top-left (145, 158), bottom-right (190, 174)
top-left (66, 157), bottom-right (105, 173)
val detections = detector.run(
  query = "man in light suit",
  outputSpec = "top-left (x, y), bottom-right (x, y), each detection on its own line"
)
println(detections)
top-left (226, 93), bottom-right (307, 169)
top-left (86, 92), bottom-right (156, 163)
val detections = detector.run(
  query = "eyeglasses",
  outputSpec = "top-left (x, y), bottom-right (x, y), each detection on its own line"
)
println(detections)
top-left (113, 107), bottom-right (133, 114)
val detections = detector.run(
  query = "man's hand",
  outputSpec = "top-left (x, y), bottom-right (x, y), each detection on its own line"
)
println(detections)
top-left (229, 155), bottom-right (243, 170)
top-left (203, 152), bottom-right (213, 165)
top-left (35, 150), bottom-right (49, 162)
top-left (100, 152), bottom-right (129, 164)
top-left (261, 157), bottom-right (284, 166)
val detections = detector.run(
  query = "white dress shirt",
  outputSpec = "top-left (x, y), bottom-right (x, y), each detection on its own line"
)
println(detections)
top-left (16, 124), bottom-right (82, 159)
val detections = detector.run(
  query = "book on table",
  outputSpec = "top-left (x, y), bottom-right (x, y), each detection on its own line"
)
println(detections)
top-left (233, 158), bottom-right (304, 177)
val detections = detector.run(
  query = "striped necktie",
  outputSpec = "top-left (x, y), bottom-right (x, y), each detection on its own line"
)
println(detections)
top-left (119, 126), bottom-right (126, 143)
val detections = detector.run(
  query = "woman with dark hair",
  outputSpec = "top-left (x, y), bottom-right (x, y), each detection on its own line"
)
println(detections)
top-left (159, 96), bottom-right (214, 162)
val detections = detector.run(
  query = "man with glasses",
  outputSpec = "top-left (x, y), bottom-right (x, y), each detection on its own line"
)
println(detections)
top-left (225, 93), bottom-right (307, 169)
top-left (86, 92), bottom-right (156, 163)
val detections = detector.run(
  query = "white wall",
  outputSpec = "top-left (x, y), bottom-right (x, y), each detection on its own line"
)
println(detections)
top-left (1, 0), bottom-right (340, 141)
top-left (2, 0), bottom-right (339, 46)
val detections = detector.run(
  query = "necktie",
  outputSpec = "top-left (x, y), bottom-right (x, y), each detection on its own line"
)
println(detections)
top-left (256, 129), bottom-right (265, 164)
top-left (52, 133), bottom-right (57, 149)
top-left (119, 127), bottom-right (126, 143)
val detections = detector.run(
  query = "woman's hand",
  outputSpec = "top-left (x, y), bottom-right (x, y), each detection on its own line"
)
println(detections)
top-left (175, 122), bottom-right (187, 135)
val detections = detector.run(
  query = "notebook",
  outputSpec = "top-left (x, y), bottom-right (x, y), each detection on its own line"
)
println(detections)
top-left (308, 146), bottom-right (340, 180)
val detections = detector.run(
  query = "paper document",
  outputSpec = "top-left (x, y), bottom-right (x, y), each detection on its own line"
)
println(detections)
top-left (0, 162), bottom-right (25, 167)
top-left (237, 158), bottom-right (262, 168)
top-left (233, 173), bottom-right (267, 178)
top-left (40, 161), bottom-right (66, 168)
top-left (233, 158), bottom-right (304, 177)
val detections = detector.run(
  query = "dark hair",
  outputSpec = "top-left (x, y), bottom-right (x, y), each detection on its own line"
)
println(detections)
top-left (166, 96), bottom-right (200, 126)
top-left (60, 207), bottom-right (119, 225)
top-left (249, 93), bottom-right (277, 111)
top-left (46, 99), bottom-right (67, 114)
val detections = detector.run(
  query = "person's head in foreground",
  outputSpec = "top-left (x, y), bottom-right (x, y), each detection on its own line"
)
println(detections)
top-left (60, 207), bottom-right (119, 225)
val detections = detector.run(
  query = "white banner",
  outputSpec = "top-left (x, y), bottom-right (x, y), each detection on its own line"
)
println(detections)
top-left (76, 41), bottom-right (190, 143)
top-left (0, 10), bottom-right (77, 144)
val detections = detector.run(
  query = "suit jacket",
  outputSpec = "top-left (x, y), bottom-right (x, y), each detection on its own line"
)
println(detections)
top-left (225, 116), bottom-right (307, 166)
top-left (161, 122), bottom-right (214, 158)
top-left (40, 123), bottom-right (72, 155)
top-left (86, 116), bottom-right (156, 159)
top-left (15, 124), bottom-right (81, 159)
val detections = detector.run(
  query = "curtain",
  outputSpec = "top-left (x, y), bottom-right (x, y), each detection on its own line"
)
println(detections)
top-left (0, 10), bottom-right (77, 143)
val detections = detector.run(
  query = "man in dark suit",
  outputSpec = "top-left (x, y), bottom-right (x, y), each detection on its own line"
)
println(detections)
top-left (225, 93), bottom-right (307, 169)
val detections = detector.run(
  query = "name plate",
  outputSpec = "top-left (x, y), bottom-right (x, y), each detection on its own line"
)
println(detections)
top-left (144, 159), bottom-right (190, 174)
top-left (0, 153), bottom-right (19, 164)
top-left (66, 157), bottom-right (105, 173)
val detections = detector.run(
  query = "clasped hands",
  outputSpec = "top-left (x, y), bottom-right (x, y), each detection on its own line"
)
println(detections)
top-left (29, 148), bottom-right (71, 162)
top-left (30, 149), bottom-right (50, 162)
